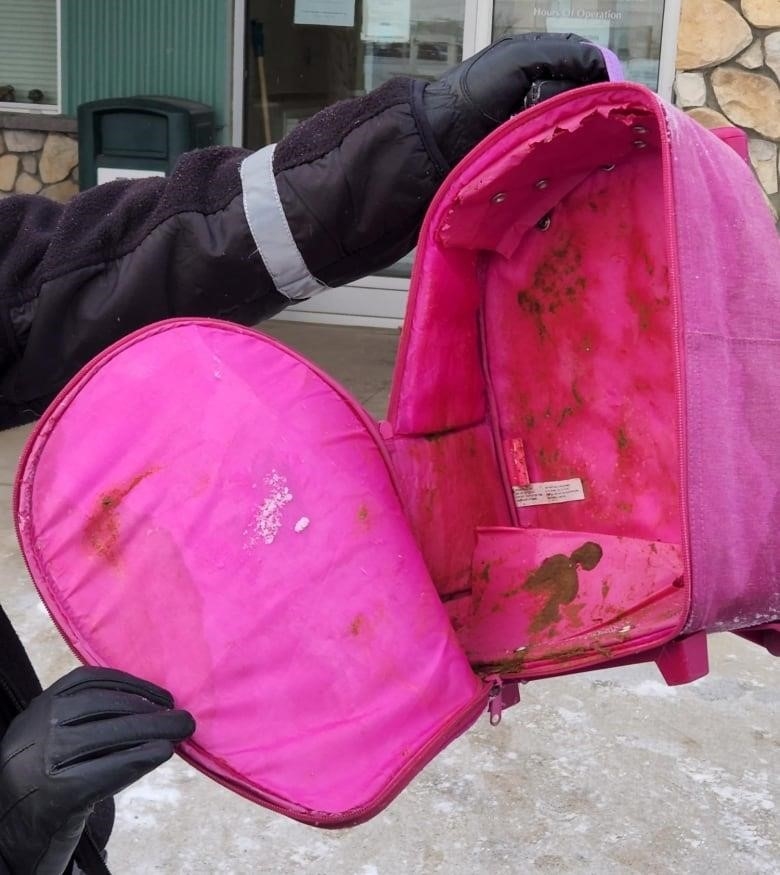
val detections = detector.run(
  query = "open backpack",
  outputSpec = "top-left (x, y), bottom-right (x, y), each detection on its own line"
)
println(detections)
top-left (15, 81), bottom-right (779, 827)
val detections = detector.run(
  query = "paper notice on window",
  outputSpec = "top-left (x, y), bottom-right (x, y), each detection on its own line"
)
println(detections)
top-left (294, 0), bottom-right (355, 27)
top-left (544, 15), bottom-right (611, 48)
top-left (362, 0), bottom-right (411, 43)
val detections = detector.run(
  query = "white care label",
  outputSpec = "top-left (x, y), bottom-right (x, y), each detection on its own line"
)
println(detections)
top-left (513, 478), bottom-right (585, 508)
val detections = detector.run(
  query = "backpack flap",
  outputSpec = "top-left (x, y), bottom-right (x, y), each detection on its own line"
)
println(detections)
top-left (15, 319), bottom-right (489, 826)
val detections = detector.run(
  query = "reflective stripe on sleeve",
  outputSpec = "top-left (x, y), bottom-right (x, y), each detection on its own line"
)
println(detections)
top-left (240, 145), bottom-right (329, 301)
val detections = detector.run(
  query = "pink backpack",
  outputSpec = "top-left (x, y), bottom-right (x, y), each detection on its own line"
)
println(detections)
top-left (15, 82), bottom-right (779, 827)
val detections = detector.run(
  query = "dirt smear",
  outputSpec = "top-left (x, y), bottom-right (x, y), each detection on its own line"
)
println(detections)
top-left (523, 541), bottom-right (603, 633)
top-left (83, 468), bottom-right (159, 564)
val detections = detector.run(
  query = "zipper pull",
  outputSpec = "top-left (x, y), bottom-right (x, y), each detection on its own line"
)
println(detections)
top-left (487, 678), bottom-right (503, 726)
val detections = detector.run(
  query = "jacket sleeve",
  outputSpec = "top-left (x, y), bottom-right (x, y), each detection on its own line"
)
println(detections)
top-left (0, 78), bottom-right (443, 428)
top-left (0, 146), bottom-right (287, 427)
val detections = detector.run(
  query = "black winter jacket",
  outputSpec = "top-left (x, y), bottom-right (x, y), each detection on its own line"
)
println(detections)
top-left (0, 78), bottom-right (444, 429)
top-left (0, 607), bottom-right (42, 875)
top-left (0, 606), bottom-right (40, 737)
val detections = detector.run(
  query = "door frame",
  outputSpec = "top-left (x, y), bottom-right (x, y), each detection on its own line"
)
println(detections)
top-left (231, 0), bottom-right (246, 146)
top-left (230, 0), bottom-right (682, 328)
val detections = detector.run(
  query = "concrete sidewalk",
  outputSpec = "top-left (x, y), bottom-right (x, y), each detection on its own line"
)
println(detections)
top-left (1, 323), bottom-right (776, 874)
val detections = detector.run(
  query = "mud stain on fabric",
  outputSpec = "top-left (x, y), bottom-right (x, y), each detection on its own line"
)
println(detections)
top-left (83, 468), bottom-right (159, 564)
top-left (349, 614), bottom-right (367, 637)
top-left (523, 542), bottom-right (603, 633)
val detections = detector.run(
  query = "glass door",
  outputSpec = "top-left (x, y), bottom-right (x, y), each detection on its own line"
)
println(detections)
top-left (243, 1), bottom-right (467, 150)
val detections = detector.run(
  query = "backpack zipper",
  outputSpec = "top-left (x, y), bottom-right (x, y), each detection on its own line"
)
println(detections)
top-left (653, 99), bottom-right (693, 635)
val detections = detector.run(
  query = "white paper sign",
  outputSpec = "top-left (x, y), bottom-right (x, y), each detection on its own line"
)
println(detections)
top-left (362, 0), bottom-right (411, 43)
top-left (294, 0), bottom-right (355, 27)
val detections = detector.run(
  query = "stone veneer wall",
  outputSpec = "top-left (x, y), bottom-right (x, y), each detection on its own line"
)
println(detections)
top-left (675, 0), bottom-right (780, 220)
top-left (0, 129), bottom-right (78, 202)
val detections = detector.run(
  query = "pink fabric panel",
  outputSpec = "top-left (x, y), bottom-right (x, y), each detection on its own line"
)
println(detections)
top-left (710, 127), bottom-right (749, 162)
top-left (389, 86), bottom-right (655, 436)
top-left (386, 426), bottom-right (512, 597)
top-left (663, 106), bottom-right (780, 632)
top-left (459, 527), bottom-right (685, 676)
top-left (389, 247), bottom-right (485, 435)
top-left (436, 111), bottom-right (653, 258)
top-left (16, 320), bottom-right (483, 821)
top-left (482, 139), bottom-right (680, 544)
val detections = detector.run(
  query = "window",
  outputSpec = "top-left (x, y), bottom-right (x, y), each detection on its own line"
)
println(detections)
top-left (0, 0), bottom-right (60, 112)
top-left (492, 0), bottom-right (678, 95)
top-left (242, 1), bottom-right (468, 280)
top-left (242, 1), bottom-right (467, 149)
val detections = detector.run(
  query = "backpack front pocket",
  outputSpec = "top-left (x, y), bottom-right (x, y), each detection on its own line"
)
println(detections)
top-left (458, 527), bottom-right (686, 678)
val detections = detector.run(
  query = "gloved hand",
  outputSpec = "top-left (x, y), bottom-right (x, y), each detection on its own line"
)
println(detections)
top-left (422, 33), bottom-right (608, 165)
top-left (268, 33), bottom-right (608, 292)
top-left (0, 666), bottom-right (194, 875)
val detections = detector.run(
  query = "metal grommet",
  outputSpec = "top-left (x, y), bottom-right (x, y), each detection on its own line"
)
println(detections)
top-left (535, 179), bottom-right (549, 190)
top-left (633, 125), bottom-right (648, 134)
top-left (491, 192), bottom-right (507, 204)
top-left (537, 213), bottom-right (552, 231)
top-left (634, 140), bottom-right (647, 149)
top-left (601, 163), bottom-right (616, 172)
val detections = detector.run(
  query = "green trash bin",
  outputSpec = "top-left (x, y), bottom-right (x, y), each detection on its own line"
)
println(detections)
top-left (77, 96), bottom-right (214, 189)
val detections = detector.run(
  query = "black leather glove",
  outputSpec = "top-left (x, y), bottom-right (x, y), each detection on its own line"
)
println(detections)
top-left (422, 33), bottom-right (608, 166)
top-left (0, 667), bottom-right (194, 875)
